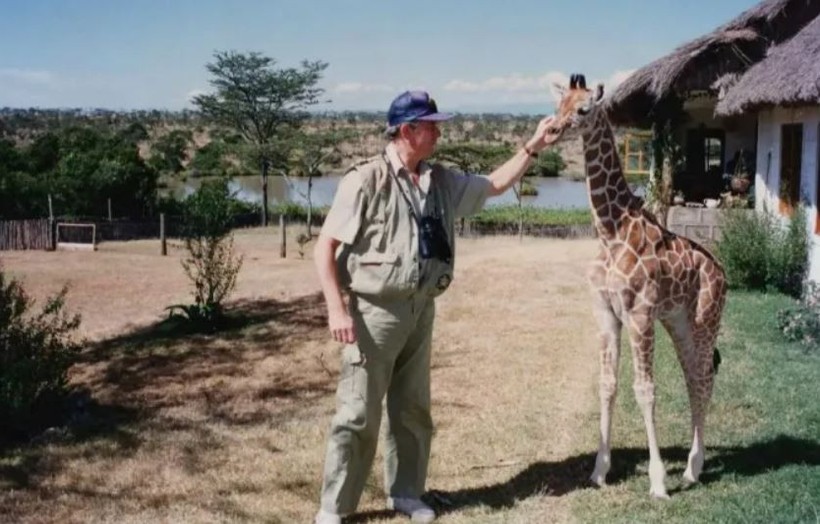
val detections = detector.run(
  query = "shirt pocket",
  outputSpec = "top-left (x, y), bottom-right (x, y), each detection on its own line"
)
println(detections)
top-left (349, 252), bottom-right (403, 296)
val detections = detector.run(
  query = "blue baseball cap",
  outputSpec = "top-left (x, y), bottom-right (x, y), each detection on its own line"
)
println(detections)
top-left (387, 90), bottom-right (453, 127)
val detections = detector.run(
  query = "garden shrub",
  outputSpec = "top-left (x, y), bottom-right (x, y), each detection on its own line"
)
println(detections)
top-left (777, 281), bottom-right (820, 353)
top-left (715, 205), bottom-right (808, 297)
top-left (0, 267), bottom-right (81, 436)
top-left (168, 178), bottom-right (243, 330)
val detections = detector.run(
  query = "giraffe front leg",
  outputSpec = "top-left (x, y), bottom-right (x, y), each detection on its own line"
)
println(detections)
top-left (590, 299), bottom-right (621, 487)
top-left (627, 312), bottom-right (669, 499)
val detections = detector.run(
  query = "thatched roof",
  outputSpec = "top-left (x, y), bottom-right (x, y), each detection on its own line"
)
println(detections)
top-left (606, 0), bottom-right (820, 125)
top-left (715, 14), bottom-right (820, 115)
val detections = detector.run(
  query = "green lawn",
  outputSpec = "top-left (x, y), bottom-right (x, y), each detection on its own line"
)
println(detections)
top-left (471, 205), bottom-right (591, 226)
top-left (571, 291), bottom-right (820, 524)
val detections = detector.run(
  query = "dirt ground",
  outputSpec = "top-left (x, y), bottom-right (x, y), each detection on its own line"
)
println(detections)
top-left (0, 230), bottom-right (602, 523)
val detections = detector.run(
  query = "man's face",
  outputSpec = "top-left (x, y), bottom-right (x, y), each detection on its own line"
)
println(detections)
top-left (404, 120), bottom-right (440, 158)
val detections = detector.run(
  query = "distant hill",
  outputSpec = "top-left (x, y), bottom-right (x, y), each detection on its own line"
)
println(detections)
top-left (1, 107), bottom-right (645, 181)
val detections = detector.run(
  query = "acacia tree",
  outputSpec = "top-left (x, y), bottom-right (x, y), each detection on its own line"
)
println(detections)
top-left (193, 51), bottom-right (327, 226)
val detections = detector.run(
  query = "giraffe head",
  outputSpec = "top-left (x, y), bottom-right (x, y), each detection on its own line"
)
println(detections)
top-left (550, 73), bottom-right (605, 139)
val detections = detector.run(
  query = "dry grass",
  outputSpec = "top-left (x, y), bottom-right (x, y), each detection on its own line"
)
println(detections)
top-left (0, 229), bottom-right (604, 523)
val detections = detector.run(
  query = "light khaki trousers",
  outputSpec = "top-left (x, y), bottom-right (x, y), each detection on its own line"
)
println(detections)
top-left (319, 293), bottom-right (435, 515)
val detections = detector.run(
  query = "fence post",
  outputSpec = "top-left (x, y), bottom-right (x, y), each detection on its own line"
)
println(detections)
top-left (279, 214), bottom-right (287, 258)
top-left (48, 218), bottom-right (56, 250)
top-left (160, 213), bottom-right (167, 256)
top-left (108, 198), bottom-right (113, 222)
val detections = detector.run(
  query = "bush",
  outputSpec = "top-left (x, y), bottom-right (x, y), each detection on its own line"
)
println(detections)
top-left (777, 281), bottom-right (820, 353)
top-left (170, 179), bottom-right (243, 330)
top-left (529, 149), bottom-right (566, 177)
top-left (0, 267), bottom-right (81, 436)
top-left (715, 206), bottom-right (808, 296)
top-left (272, 202), bottom-right (329, 222)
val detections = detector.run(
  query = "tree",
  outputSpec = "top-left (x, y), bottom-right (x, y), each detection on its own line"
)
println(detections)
top-left (274, 129), bottom-right (348, 237)
top-left (193, 51), bottom-right (328, 226)
top-left (149, 129), bottom-right (192, 174)
top-left (434, 142), bottom-right (512, 174)
top-left (528, 149), bottom-right (566, 177)
top-left (189, 140), bottom-right (229, 177)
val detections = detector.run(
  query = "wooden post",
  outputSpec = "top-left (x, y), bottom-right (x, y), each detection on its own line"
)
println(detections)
top-left (108, 198), bottom-right (112, 221)
top-left (49, 218), bottom-right (56, 251)
top-left (160, 213), bottom-right (167, 256)
top-left (48, 194), bottom-right (54, 220)
top-left (279, 214), bottom-right (287, 258)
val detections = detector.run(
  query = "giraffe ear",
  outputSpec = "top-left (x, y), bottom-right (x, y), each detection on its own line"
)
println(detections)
top-left (577, 75), bottom-right (587, 89)
top-left (594, 83), bottom-right (605, 102)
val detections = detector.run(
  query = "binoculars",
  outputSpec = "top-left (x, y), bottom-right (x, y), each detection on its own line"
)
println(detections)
top-left (419, 215), bottom-right (452, 263)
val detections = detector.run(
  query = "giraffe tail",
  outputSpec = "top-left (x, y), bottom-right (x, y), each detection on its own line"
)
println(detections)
top-left (713, 347), bottom-right (722, 374)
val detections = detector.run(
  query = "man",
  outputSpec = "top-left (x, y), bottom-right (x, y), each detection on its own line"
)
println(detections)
top-left (314, 90), bottom-right (558, 523)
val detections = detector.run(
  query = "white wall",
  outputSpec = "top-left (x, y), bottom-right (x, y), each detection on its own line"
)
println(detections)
top-left (755, 106), bottom-right (820, 282)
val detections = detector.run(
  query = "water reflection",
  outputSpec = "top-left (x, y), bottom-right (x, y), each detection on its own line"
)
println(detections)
top-left (168, 174), bottom-right (645, 210)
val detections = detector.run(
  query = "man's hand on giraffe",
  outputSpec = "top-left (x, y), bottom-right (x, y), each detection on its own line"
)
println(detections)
top-left (526, 115), bottom-right (561, 153)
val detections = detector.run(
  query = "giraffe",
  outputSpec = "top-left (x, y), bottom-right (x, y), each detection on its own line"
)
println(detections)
top-left (549, 74), bottom-right (727, 498)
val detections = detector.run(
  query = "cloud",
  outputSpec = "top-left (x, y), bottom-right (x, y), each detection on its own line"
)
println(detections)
top-left (605, 69), bottom-right (636, 90)
top-left (0, 68), bottom-right (54, 85)
top-left (333, 82), bottom-right (394, 94)
top-left (443, 69), bottom-right (637, 104)
top-left (444, 71), bottom-right (568, 97)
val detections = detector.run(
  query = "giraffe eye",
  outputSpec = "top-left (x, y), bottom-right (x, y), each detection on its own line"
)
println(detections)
top-left (577, 107), bottom-right (590, 116)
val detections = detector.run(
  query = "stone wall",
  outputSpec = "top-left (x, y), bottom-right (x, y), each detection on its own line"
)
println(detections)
top-left (667, 207), bottom-right (752, 245)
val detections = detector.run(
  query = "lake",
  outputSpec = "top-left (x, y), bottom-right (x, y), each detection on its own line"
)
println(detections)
top-left (170, 174), bottom-right (615, 209)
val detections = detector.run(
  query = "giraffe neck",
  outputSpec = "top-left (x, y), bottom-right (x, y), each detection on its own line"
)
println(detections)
top-left (582, 109), bottom-right (638, 240)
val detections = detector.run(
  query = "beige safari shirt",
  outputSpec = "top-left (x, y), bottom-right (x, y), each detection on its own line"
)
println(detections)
top-left (321, 142), bottom-right (491, 299)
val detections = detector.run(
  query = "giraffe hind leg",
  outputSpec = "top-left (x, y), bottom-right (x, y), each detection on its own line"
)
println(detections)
top-left (682, 321), bottom-right (721, 486)
top-left (661, 312), bottom-right (715, 486)
top-left (683, 266), bottom-right (726, 485)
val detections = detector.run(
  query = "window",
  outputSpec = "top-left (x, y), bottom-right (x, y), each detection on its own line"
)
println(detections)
top-left (684, 128), bottom-right (725, 200)
top-left (780, 123), bottom-right (802, 216)
top-left (623, 131), bottom-right (652, 176)
top-left (704, 137), bottom-right (724, 172)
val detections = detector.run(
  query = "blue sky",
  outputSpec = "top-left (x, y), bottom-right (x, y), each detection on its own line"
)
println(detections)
top-left (0, 0), bottom-right (760, 113)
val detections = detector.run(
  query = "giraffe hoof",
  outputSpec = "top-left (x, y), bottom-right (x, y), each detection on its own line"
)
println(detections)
top-left (650, 489), bottom-right (670, 500)
top-left (681, 473), bottom-right (699, 488)
top-left (589, 474), bottom-right (607, 488)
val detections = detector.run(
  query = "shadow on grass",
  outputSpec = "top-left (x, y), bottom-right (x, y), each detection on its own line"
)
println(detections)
top-left (84, 291), bottom-right (327, 356)
top-left (0, 292), bottom-right (331, 488)
top-left (350, 435), bottom-right (820, 521)
top-left (77, 292), bottom-right (329, 406)
top-left (0, 397), bottom-right (140, 489)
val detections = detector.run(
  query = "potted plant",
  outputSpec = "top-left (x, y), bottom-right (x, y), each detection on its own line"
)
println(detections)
top-left (730, 149), bottom-right (753, 194)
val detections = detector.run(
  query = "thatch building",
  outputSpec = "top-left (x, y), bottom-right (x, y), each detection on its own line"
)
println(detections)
top-left (607, 0), bottom-right (820, 280)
